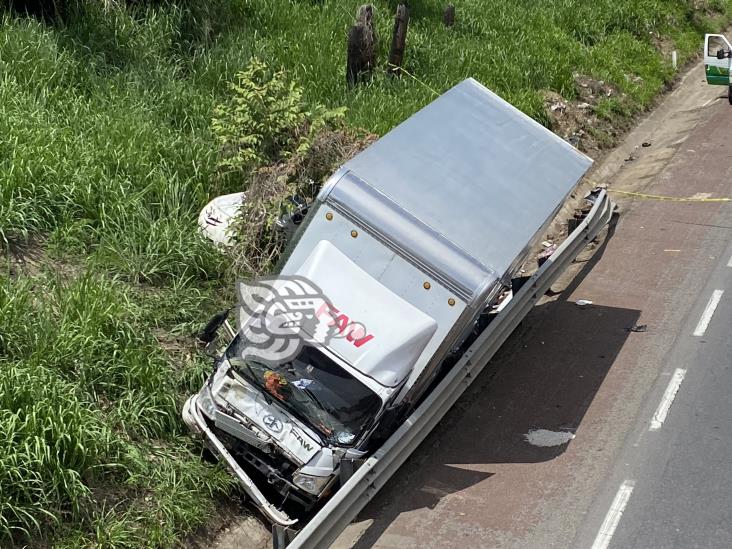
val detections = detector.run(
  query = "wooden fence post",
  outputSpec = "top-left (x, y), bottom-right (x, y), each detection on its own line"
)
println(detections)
top-left (346, 5), bottom-right (377, 87)
top-left (388, 3), bottom-right (409, 76)
top-left (443, 4), bottom-right (455, 27)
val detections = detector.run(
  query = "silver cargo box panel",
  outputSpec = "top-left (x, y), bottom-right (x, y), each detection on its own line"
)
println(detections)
top-left (322, 78), bottom-right (593, 294)
top-left (325, 171), bottom-right (496, 302)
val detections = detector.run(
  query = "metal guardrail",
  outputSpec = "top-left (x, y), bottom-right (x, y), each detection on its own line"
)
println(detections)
top-left (286, 191), bottom-right (615, 549)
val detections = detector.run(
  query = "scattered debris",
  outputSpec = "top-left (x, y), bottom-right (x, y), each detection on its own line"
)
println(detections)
top-left (574, 74), bottom-right (619, 101)
top-left (575, 299), bottom-right (593, 307)
top-left (626, 324), bottom-right (648, 333)
top-left (293, 379), bottom-right (314, 390)
top-left (642, 141), bottom-right (651, 147)
top-left (537, 244), bottom-right (557, 266)
top-left (550, 101), bottom-right (568, 113)
top-left (543, 78), bottom-right (627, 157)
top-left (567, 133), bottom-right (581, 148)
top-left (541, 240), bottom-right (554, 248)
top-left (525, 429), bottom-right (576, 447)
top-left (624, 153), bottom-right (636, 162)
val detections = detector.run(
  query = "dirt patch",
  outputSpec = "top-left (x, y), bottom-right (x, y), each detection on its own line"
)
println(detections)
top-left (4, 236), bottom-right (46, 278)
top-left (543, 74), bottom-right (631, 159)
top-left (574, 74), bottom-right (619, 102)
top-left (185, 495), bottom-right (269, 549)
top-left (3, 236), bottom-right (87, 282)
top-left (650, 32), bottom-right (675, 59)
top-left (151, 327), bottom-right (197, 363)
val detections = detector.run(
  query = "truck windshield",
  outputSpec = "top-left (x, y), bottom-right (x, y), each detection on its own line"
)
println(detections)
top-left (226, 339), bottom-right (382, 446)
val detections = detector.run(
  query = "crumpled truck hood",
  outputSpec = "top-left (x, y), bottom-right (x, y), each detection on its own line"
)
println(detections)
top-left (210, 365), bottom-right (322, 465)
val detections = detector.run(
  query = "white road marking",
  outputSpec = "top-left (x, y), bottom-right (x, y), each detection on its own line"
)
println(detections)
top-left (693, 289), bottom-right (724, 337)
top-left (591, 480), bottom-right (635, 549)
top-left (727, 254), bottom-right (732, 267)
top-left (650, 368), bottom-right (686, 431)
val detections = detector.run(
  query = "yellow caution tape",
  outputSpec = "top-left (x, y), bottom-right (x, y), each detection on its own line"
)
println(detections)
top-left (607, 189), bottom-right (731, 202)
top-left (386, 63), bottom-right (440, 97)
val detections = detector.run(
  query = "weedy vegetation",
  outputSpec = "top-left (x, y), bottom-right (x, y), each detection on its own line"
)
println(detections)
top-left (1, 0), bottom-right (730, 546)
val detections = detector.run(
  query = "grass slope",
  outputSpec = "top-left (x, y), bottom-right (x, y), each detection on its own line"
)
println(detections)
top-left (1, 0), bottom-right (730, 546)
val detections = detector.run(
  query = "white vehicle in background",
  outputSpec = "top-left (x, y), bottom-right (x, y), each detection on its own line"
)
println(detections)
top-left (183, 78), bottom-right (593, 527)
top-left (704, 33), bottom-right (732, 103)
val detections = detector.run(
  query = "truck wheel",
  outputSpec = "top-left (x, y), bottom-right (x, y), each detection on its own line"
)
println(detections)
top-left (728, 85), bottom-right (732, 105)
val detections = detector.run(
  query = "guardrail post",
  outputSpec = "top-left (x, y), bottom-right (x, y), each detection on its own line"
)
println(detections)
top-left (388, 3), bottom-right (409, 76)
top-left (340, 458), bottom-right (366, 483)
top-left (273, 524), bottom-right (298, 549)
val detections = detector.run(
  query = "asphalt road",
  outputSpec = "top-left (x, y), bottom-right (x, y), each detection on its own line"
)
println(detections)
top-left (333, 60), bottom-right (732, 549)
top-left (576, 240), bottom-right (732, 549)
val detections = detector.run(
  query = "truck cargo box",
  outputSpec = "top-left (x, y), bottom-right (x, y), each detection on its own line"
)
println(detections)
top-left (314, 77), bottom-right (592, 299)
top-left (281, 77), bottom-right (593, 397)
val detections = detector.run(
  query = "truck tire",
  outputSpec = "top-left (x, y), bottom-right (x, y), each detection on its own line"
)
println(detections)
top-left (728, 85), bottom-right (732, 105)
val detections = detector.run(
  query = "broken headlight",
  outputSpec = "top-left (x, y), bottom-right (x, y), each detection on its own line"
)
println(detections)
top-left (197, 385), bottom-right (218, 419)
top-left (292, 471), bottom-right (331, 495)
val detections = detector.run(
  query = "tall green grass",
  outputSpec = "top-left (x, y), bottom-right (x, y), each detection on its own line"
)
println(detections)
top-left (1, 1), bottom-right (729, 249)
top-left (1, 0), bottom-right (730, 545)
top-left (0, 272), bottom-right (234, 545)
top-left (234, 0), bottom-right (730, 131)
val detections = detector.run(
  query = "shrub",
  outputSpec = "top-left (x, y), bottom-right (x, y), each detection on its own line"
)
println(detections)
top-left (228, 127), bottom-right (376, 276)
top-left (211, 58), bottom-right (346, 180)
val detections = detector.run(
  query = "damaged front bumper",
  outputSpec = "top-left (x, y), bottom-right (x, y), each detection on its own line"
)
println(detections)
top-left (182, 394), bottom-right (298, 526)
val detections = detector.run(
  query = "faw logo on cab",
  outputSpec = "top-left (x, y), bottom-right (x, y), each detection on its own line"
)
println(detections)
top-left (315, 302), bottom-right (374, 348)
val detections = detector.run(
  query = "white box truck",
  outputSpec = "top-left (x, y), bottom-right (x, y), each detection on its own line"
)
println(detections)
top-left (182, 78), bottom-right (593, 526)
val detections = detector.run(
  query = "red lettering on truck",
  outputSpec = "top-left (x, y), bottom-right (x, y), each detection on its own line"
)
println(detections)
top-left (315, 303), bottom-right (374, 347)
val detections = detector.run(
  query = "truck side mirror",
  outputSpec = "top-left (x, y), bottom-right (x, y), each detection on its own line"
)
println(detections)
top-left (717, 48), bottom-right (727, 60)
top-left (199, 309), bottom-right (232, 345)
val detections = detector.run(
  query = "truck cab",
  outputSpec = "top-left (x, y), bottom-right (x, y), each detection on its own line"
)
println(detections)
top-left (184, 241), bottom-right (438, 524)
